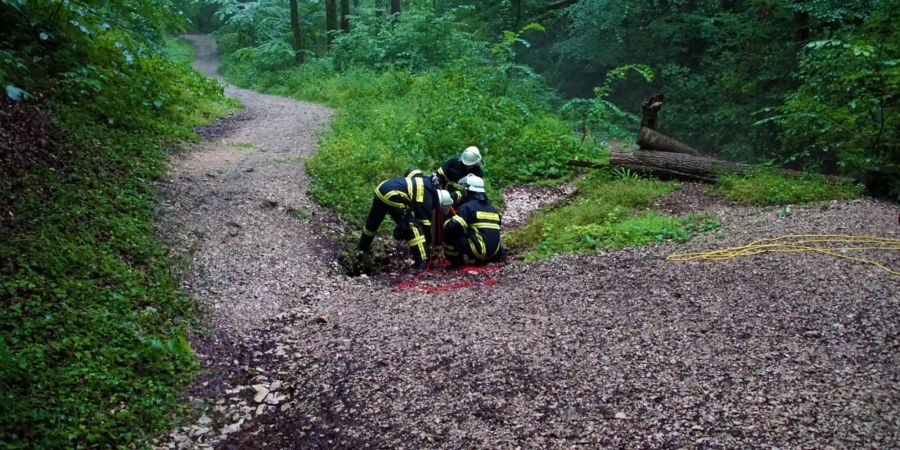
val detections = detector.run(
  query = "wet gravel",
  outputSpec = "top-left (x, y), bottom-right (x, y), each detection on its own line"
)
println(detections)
top-left (155, 35), bottom-right (900, 449)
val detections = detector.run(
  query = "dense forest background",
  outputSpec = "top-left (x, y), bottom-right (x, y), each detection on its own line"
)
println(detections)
top-left (186, 0), bottom-right (898, 197)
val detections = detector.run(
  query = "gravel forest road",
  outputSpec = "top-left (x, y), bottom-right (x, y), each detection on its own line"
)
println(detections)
top-left (156, 35), bottom-right (900, 449)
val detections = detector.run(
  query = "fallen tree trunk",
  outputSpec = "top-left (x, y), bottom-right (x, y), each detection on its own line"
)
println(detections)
top-left (636, 127), bottom-right (702, 156)
top-left (570, 150), bottom-right (854, 184)
top-left (608, 148), bottom-right (749, 182)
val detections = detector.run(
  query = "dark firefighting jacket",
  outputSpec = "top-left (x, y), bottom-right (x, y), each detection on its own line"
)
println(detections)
top-left (436, 156), bottom-right (483, 188)
top-left (443, 196), bottom-right (502, 261)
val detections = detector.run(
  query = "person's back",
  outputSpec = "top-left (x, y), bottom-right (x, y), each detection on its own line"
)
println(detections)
top-left (456, 195), bottom-right (502, 260)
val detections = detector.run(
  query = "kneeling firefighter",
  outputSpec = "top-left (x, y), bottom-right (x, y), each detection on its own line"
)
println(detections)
top-left (357, 169), bottom-right (453, 271)
top-left (442, 175), bottom-right (503, 267)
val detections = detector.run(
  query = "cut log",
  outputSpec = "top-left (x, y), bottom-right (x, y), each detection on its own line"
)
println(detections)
top-left (571, 151), bottom-right (855, 185)
top-left (609, 148), bottom-right (749, 182)
top-left (636, 127), bottom-right (702, 156)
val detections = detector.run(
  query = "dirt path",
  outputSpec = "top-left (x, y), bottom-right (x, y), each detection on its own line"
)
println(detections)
top-left (156, 35), bottom-right (900, 449)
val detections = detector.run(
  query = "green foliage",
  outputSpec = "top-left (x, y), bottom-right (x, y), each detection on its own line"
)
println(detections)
top-left (163, 34), bottom-right (197, 66)
top-left (331, 7), bottom-right (487, 71)
top-left (716, 170), bottom-right (865, 205)
top-left (507, 171), bottom-right (719, 260)
top-left (525, 0), bottom-right (895, 194)
top-left (560, 64), bottom-right (653, 143)
top-left (1, 0), bottom-right (234, 446)
top-left (761, 6), bottom-right (899, 198)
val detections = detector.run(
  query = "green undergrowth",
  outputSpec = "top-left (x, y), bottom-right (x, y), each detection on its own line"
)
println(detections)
top-left (221, 57), bottom-right (593, 223)
top-left (1, 9), bottom-right (235, 447)
top-left (716, 169), bottom-right (864, 205)
top-left (508, 171), bottom-right (720, 260)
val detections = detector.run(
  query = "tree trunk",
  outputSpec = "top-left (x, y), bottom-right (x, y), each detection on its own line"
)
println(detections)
top-left (511, 0), bottom-right (523, 28)
top-left (605, 149), bottom-right (750, 182)
top-left (390, 0), bottom-right (401, 15)
top-left (640, 94), bottom-right (664, 130)
top-left (325, 0), bottom-right (338, 47)
top-left (340, 0), bottom-right (350, 33)
top-left (636, 127), bottom-right (702, 156)
top-left (289, 0), bottom-right (304, 64)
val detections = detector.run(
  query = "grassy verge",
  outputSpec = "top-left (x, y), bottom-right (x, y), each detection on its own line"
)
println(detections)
top-left (716, 169), bottom-right (864, 205)
top-left (507, 171), bottom-right (720, 260)
top-left (0, 48), bottom-right (234, 447)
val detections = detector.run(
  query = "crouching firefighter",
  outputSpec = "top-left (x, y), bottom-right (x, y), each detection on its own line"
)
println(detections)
top-left (357, 169), bottom-right (453, 271)
top-left (442, 175), bottom-right (503, 268)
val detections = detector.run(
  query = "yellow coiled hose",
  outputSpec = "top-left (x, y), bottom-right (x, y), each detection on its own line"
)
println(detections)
top-left (667, 234), bottom-right (900, 277)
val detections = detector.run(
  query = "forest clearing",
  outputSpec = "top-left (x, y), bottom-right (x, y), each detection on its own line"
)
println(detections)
top-left (1, 1), bottom-right (898, 448)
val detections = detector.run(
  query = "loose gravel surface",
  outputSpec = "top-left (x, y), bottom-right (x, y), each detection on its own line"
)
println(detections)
top-left (155, 35), bottom-right (900, 449)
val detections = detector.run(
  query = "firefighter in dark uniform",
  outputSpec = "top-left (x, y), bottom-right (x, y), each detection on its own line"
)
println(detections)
top-left (357, 169), bottom-right (453, 271)
top-left (442, 175), bottom-right (503, 267)
top-left (433, 146), bottom-right (483, 196)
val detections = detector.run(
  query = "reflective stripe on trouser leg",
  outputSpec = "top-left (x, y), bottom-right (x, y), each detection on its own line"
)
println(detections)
top-left (407, 224), bottom-right (427, 262)
top-left (468, 230), bottom-right (487, 259)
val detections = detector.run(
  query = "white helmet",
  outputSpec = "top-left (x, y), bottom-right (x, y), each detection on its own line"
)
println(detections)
top-left (459, 175), bottom-right (485, 193)
top-left (461, 146), bottom-right (482, 166)
top-left (436, 189), bottom-right (453, 206)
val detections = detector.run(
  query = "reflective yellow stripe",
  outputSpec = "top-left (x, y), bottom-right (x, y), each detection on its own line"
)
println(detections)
top-left (406, 170), bottom-right (422, 178)
top-left (472, 222), bottom-right (500, 230)
top-left (376, 189), bottom-right (407, 208)
top-left (362, 227), bottom-right (376, 236)
top-left (415, 177), bottom-right (424, 203)
top-left (450, 215), bottom-right (467, 228)
top-left (408, 227), bottom-right (426, 259)
top-left (469, 232), bottom-right (486, 259)
top-left (420, 220), bottom-right (431, 226)
top-left (476, 211), bottom-right (500, 221)
top-left (437, 167), bottom-right (446, 181)
top-left (405, 178), bottom-right (413, 201)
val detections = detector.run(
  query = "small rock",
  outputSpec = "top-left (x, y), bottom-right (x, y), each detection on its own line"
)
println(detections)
top-left (241, 422), bottom-right (254, 431)
top-left (269, 380), bottom-right (283, 391)
top-left (198, 414), bottom-right (212, 425)
top-left (803, 330), bottom-right (821, 338)
top-left (221, 421), bottom-right (242, 434)
top-left (191, 427), bottom-right (210, 437)
top-left (615, 412), bottom-right (628, 420)
top-left (256, 404), bottom-right (267, 416)
top-left (266, 393), bottom-right (287, 405)
top-left (314, 315), bottom-right (329, 325)
top-left (205, 172), bottom-right (217, 178)
top-left (252, 384), bottom-right (270, 403)
top-left (263, 199), bottom-right (279, 208)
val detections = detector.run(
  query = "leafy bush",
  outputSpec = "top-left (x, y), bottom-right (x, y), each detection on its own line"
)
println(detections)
top-left (763, 6), bottom-right (899, 198)
top-left (507, 171), bottom-right (719, 260)
top-left (331, 7), bottom-right (486, 72)
top-left (716, 170), bottom-right (864, 205)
